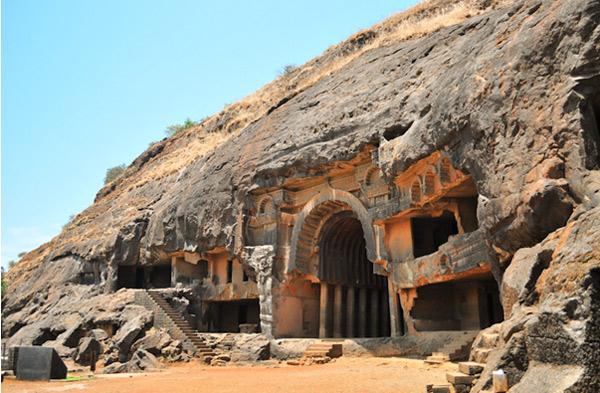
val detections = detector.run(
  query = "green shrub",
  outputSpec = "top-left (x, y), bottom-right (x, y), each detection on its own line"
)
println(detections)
top-left (165, 118), bottom-right (198, 137)
top-left (279, 64), bottom-right (296, 78)
top-left (104, 164), bottom-right (127, 184)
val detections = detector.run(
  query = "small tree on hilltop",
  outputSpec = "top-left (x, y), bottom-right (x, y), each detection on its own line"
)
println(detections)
top-left (104, 164), bottom-right (127, 184)
top-left (165, 118), bottom-right (198, 137)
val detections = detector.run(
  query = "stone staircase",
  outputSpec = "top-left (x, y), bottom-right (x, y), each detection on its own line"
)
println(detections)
top-left (470, 331), bottom-right (500, 363)
top-left (425, 331), bottom-right (478, 364)
top-left (426, 361), bottom-right (485, 393)
top-left (136, 290), bottom-right (216, 360)
top-left (302, 340), bottom-right (343, 359)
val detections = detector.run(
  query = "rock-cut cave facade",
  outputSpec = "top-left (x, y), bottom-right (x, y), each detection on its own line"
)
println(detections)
top-left (117, 148), bottom-right (504, 339)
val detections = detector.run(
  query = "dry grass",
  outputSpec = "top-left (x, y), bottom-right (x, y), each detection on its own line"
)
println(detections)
top-left (115, 0), bottom-right (503, 190)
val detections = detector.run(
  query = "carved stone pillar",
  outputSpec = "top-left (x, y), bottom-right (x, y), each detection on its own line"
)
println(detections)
top-left (359, 287), bottom-right (368, 337)
top-left (333, 284), bottom-right (343, 338)
top-left (388, 280), bottom-right (401, 337)
top-left (346, 286), bottom-right (355, 337)
top-left (319, 282), bottom-right (329, 338)
top-left (370, 289), bottom-right (379, 337)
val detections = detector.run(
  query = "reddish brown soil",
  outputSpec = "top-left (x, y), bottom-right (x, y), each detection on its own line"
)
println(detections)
top-left (2, 357), bottom-right (455, 393)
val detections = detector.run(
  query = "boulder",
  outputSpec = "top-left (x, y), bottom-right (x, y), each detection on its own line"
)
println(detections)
top-left (501, 243), bottom-right (554, 318)
top-left (113, 316), bottom-right (147, 359)
top-left (75, 337), bottom-right (102, 366)
top-left (103, 362), bottom-right (128, 374)
top-left (42, 340), bottom-right (75, 358)
top-left (127, 349), bottom-right (162, 372)
top-left (55, 323), bottom-right (84, 348)
top-left (131, 329), bottom-right (172, 356)
top-left (228, 334), bottom-right (270, 362)
top-left (89, 329), bottom-right (109, 342)
top-left (103, 350), bottom-right (119, 366)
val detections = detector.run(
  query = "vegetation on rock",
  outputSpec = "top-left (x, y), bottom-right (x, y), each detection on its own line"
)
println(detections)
top-left (104, 164), bottom-right (127, 184)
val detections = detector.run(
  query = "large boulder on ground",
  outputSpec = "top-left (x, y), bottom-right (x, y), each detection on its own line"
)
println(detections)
top-left (102, 361), bottom-right (128, 374)
top-left (42, 340), bottom-right (75, 358)
top-left (130, 329), bottom-right (172, 356)
top-left (113, 315), bottom-right (150, 360)
top-left (55, 323), bottom-right (85, 348)
top-left (228, 334), bottom-right (270, 362)
top-left (89, 328), bottom-right (109, 342)
top-left (75, 337), bottom-right (102, 366)
top-left (127, 349), bottom-right (162, 372)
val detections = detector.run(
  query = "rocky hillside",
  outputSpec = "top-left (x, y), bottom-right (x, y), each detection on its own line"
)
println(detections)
top-left (3, 0), bottom-right (600, 391)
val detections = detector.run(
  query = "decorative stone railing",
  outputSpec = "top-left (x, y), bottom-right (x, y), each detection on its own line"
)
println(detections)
top-left (392, 229), bottom-right (494, 288)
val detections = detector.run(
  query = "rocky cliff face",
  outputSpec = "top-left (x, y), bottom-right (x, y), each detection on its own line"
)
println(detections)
top-left (3, 0), bottom-right (600, 391)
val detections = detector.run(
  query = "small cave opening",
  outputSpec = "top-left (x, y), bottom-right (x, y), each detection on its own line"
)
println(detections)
top-left (582, 93), bottom-right (600, 168)
top-left (382, 121), bottom-right (413, 141)
top-left (592, 94), bottom-right (600, 166)
top-left (411, 211), bottom-right (459, 258)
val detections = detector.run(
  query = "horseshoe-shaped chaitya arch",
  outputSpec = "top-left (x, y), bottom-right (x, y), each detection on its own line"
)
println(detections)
top-left (288, 186), bottom-right (386, 275)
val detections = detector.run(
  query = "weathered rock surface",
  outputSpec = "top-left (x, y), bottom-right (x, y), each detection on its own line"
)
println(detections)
top-left (75, 337), bottom-right (102, 366)
top-left (130, 328), bottom-right (172, 356)
top-left (2, 0), bottom-right (600, 390)
top-left (127, 349), bottom-right (162, 372)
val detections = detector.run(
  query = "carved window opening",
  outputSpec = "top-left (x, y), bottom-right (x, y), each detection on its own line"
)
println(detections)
top-left (226, 260), bottom-right (233, 283)
top-left (365, 168), bottom-right (384, 187)
top-left (411, 180), bottom-right (421, 203)
top-left (258, 196), bottom-right (275, 216)
top-left (410, 211), bottom-right (458, 258)
top-left (439, 158), bottom-right (452, 184)
top-left (424, 172), bottom-right (436, 195)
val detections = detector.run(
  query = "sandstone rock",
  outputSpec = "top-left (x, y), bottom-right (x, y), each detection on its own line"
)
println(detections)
top-left (103, 350), bottom-right (119, 366)
top-left (102, 361), bottom-right (128, 374)
top-left (128, 349), bottom-right (162, 372)
top-left (42, 340), bottom-right (75, 358)
top-left (227, 334), bottom-right (270, 362)
top-left (215, 354), bottom-right (231, 362)
top-left (75, 336), bottom-right (102, 366)
top-left (89, 329), bottom-right (109, 342)
top-left (113, 316), bottom-right (149, 359)
top-left (131, 329), bottom-right (172, 356)
top-left (55, 323), bottom-right (85, 348)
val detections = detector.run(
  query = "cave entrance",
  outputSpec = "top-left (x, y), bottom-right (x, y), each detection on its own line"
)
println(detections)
top-left (409, 272), bottom-right (503, 331)
top-left (205, 299), bottom-right (261, 333)
top-left (148, 264), bottom-right (171, 288)
top-left (316, 211), bottom-right (390, 338)
top-left (117, 265), bottom-right (145, 289)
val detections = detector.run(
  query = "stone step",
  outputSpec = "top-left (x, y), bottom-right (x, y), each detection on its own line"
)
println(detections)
top-left (458, 362), bottom-right (485, 375)
top-left (446, 371), bottom-right (476, 385)
top-left (480, 333), bottom-right (500, 348)
top-left (424, 358), bottom-right (445, 365)
top-left (426, 385), bottom-right (451, 393)
top-left (307, 345), bottom-right (334, 350)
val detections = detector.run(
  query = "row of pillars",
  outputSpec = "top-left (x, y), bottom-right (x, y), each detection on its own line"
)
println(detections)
top-left (318, 282), bottom-right (392, 338)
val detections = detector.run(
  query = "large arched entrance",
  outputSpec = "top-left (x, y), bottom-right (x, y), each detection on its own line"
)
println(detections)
top-left (316, 210), bottom-right (390, 338)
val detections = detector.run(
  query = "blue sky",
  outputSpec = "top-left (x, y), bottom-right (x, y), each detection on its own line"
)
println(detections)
top-left (1, 0), bottom-right (417, 268)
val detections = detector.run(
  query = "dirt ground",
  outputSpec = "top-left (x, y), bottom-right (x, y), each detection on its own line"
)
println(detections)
top-left (2, 357), bottom-right (456, 393)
